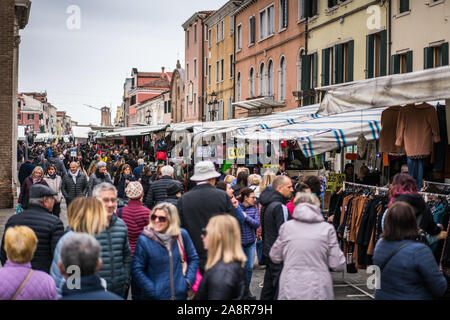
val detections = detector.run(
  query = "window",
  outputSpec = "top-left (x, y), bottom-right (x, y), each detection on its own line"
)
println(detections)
top-left (205, 58), bottom-right (208, 77)
top-left (193, 93), bottom-right (197, 115)
top-left (328, 0), bottom-right (338, 8)
top-left (306, 0), bottom-right (318, 17)
top-left (279, 56), bottom-right (286, 101)
top-left (301, 52), bottom-right (318, 105)
top-left (208, 65), bottom-right (212, 85)
top-left (130, 95), bottom-right (136, 106)
top-left (322, 41), bottom-right (354, 85)
top-left (260, 63), bottom-right (266, 96)
top-left (18, 113), bottom-right (21, 120)
top-left (218, 100), bottom-right (224, 120)
top-left (194, 59), bottom-right (197, 79)
top-left (186, 30), bottom-right (189, 48)
top-left (366, 30), bottom-right (387, 79)
top-left (424, 43), bottom-right (449, 69)
top-left (249, 16), bottom-right (256, 45)
top-left (186, 63), bottom-right (189, 81)
top-left (268, 6), bottom-right (274, 35)
top-left (230, 15), bottom-right (235, 35)
top-left (228, 98), bottom-right (233, 119)
top-left (230, 54), bottom-right (234, 78)
top-left (260, 10), bottom-right (267, 39)
top-left (216, 24), bottom-right (220, 43)
top-left (208, 29), bottom-right (212, 48)
top-left (168, 100), bottom-right (171, 113)
top-left (237, 25), bottom-right (242, 50)
top-left (221, 59), bottom-right (224, 81)
top-left (391, 51), bottom-right (413, 74)
top-left (237, 72), bottom-right (241, 101)
top-left (268, 60), bottom-right (274, 97)
top-left (216, 61), bottom-right (220, 83)
top-left (221, 20), bottom-right (225, 40)
top-left (298, 0), bottom-right (305, 20)
top-left (297, 48), bottom-right (305, 91)
top-left (194, 24), bottom-right (197, 43)
top-left (280, 0), bottom-right (288, 29)
top-left (249, 67), bottom-right (255, 97)
top-left (28, 114), bottom-right (34, 120)
top-left (399, 0), bottom-right (409, 13)
top-left (164, 101), bottom-right (167, 113)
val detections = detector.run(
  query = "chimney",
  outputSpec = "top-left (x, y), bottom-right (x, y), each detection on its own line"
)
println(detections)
top-left (161, 66), bottom-right (165, 76)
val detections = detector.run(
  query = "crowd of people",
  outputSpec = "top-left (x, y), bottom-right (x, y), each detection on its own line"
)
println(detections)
top-left (0, 142), bottom-right (447, 300)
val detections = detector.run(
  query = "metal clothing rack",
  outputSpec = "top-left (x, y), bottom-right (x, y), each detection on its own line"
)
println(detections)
top-left (423, 180), bottom-right (450, 187)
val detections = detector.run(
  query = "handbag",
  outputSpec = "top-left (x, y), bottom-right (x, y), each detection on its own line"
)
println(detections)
top-left (15, 204), bottom-right (23, 215)
top-left (10, 270), bottom-right (33, 300)
top-left (176, 234), bottom-right (201, 300)
top-left (380, 241), bottom-right (414, 271)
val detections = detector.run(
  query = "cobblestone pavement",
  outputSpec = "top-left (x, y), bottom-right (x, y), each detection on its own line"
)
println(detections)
top-left (1, 196), bottom-right (374, 300)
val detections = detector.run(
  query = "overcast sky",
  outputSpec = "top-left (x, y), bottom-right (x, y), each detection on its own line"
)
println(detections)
top-left (19, 0), bottom-right (224, 125)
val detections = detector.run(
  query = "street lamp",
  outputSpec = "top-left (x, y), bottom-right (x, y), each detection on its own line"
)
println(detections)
top-left (146, 108), bottom-right (152, 125)
top-left (208, 91), bottom-right (218, 121)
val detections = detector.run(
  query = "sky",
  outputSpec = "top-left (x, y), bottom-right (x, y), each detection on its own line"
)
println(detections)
top-left (19, 0), bottom-right (225, 125)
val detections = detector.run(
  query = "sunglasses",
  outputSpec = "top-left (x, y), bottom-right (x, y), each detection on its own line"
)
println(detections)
top-left (150, 214), bottom-right (167, 223)
top-left (201, 228), bottom-right (208, 237)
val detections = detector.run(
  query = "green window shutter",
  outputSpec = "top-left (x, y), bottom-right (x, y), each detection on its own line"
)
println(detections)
top-left (313, 52), bottom-right (318, 88)
top-left (391, 54), bottom-right (400, 74)
top-left (347, 40), bottom-right (354, 82)
top-left (379, 30), bottom-right (387, 76)
top-left (335, 44), bottom-right (344, 84)
top-left (366, 34), bottom-right (374, 79)
top-left (424, 47), bottom-right (434, 69)
top-left (301, 54), bottom-right (311, 90)
top-left (442, 42), bottom-right (449, 66)
top-left (322, 49), bottom-right (330, 86)
top-left (406, 51), bottom-right (413, 72)
top-left (400, 0), bottom-right (409, 13)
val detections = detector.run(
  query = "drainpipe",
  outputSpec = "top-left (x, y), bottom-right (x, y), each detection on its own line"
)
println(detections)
top-left (201, 19), bottom-right (205, 122)
top-left (388, 0), bottom-right (392, 74)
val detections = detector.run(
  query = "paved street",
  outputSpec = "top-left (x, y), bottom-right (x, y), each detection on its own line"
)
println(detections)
top-left (0, 194), bottom-right (374, 300)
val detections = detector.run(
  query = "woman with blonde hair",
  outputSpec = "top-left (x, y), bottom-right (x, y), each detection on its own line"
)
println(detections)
top-left (195, 214), bottom-right (248, 300)
top-left (18, 166), bottom-right (49, 210)
top-left (256, 170), bottom-right (276, 198)
top-left (0, 226), bottom-right (58, 300)
top-left (50, 197), bottom-right (108, 298)
top-left (132, 202), bottom-right (199, 300)
top-left (224, 175), bottom-right (235, 184)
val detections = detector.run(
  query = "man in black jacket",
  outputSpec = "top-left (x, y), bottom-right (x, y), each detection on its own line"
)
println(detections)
top-left (61, 161), bottom-right (88, 206)
top-left (259, 175), bottom-right (293, 300)
top-left (177, 161), bottom-right (236, 275)
top-left (0, 184), bottom-right (64, 273)
top-left (145, 165), bottom-right (182, 209)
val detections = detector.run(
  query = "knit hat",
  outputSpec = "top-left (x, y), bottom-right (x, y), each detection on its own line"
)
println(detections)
top-left (167, 182), bottom-right (182, 196)
top-left (125, 181), bottom-right (143, 199)
top-left (96, 161), bottom-right (107, 168)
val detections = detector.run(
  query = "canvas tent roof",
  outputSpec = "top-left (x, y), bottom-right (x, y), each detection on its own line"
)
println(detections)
top-left (317, 66), bottom-right (450, 116)
top-left (72, 126), bottom-right (92, 139)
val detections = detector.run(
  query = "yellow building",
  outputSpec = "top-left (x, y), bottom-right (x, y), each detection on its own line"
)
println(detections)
top-left (204, 0), bottom-right (243, 120)
top-left (302, 0), bottom-right (388, 104)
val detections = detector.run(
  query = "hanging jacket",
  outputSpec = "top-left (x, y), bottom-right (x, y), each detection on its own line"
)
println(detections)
top-left (94, 214), bottom-right (132, 296)
top-left (132, 227), bottom-right (199, 300)
top-left (269, 203), bottom-right (345, 300)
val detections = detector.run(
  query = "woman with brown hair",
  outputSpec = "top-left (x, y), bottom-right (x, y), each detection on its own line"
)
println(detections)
top-left (373, 201), bottom-right (447, 300)
top-left (43, 164), bottom-right (63, 217)
top-left (115, 164), bottom-right (135, 200)
top-left (195, 215), bottom-right (248, 300)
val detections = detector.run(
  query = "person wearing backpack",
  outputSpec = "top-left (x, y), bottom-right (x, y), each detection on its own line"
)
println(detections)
top-left (373, 201), bottom-right (447, 300)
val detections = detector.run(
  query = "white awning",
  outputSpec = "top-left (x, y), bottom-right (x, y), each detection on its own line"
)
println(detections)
top-left (318, 66), bottom-right (450, 115)
top-left (72, 126), bottom-right (92, 139)
top-left (101, 125), bottom-right (168, 137)
top-left (232, 97), bottom-right (286, 110)
top-left (18, 126), bottom-right (26, 140)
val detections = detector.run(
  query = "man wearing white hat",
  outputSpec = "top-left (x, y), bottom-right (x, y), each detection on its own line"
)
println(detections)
top-left (177, 161), bottom-right (236, 275)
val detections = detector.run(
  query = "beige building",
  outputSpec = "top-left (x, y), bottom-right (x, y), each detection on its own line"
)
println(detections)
top-left (391, 0), bottom-right (449, 73)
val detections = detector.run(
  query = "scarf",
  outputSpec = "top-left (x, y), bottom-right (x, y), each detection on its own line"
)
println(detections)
top-left (154, 231), bottom-right (175, 252)
top-left (48, 173), bottom-right (57, 179)
top-left (70, 170), bottom-right (80, 184)
top-left (96, 169), bottom-right (105, 179)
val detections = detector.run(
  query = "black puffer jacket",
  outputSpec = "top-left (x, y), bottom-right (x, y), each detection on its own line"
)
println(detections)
top-left (61, 171), bottom-right (88, 205)
top-left (0, 205), bottom-right (64, 273)
top-left (94, 214), bottom-right (132, 296)
top-left (145, 176), bottom-right (182, 209)
top-left (259, 187), bottom-right (290, 258)
top-left (195, 261), bottom-right (248, 300)
top-left (393, 194), bottom-right (441, 236)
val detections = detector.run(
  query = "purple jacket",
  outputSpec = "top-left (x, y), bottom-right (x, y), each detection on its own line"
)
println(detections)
top-left (239, 203), bottom-right (260, 245)
top-left (0, 261), bottom-right (58, 300)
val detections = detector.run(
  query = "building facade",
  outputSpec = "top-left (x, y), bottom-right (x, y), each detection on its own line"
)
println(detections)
top-left (205, 1), bottom-right (243, 121)
top-left (234, 0), bottom-right (306, 117)
top-left (390, 0), bottom-right (449, 74)
top-left (17, 93), bottom-right (42, 133)
top-left (183, 11), bottom-right (215, 122)
top-left (101, 106), bottom-right (111, 127)
top-left (0, 0), bottom-right (31, 208)
top-left (170, 61), bottom-right (186, 123)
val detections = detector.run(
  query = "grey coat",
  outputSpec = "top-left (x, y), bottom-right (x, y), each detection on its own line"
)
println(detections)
top-left (61, 171), bottom-right (88, 204)
top-left (87, 171), bottom-right (113, 196)
top-left (269, 202), bottom-right (346, 300)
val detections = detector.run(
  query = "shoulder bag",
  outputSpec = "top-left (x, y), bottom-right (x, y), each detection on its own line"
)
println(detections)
top-left (177, 234), bottom-right (201, 300)
top-left (380, 242), bottom-right (414, 271)
top-left (10, 270), bottom-right (33, 300)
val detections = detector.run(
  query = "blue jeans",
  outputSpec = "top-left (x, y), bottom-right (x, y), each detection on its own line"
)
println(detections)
top-left (407, 157), bottom-right (424, 190)
top-left (242, 241), bottom-right (256, 285)
top-left (256, 239), bottom-right (264, 265)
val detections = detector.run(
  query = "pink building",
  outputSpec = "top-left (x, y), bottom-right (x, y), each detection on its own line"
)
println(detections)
top-left (234, 0), bottom-right (306, 118)
top-left (182, 11), bottom-right (215, 123)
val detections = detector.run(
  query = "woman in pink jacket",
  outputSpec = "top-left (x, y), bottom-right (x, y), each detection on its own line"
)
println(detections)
top-left (270, 192), bottom-right (345, 300)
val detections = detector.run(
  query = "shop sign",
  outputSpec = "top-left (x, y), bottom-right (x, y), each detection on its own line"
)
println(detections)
top-left (227, 146), bottom-right (245, 160)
